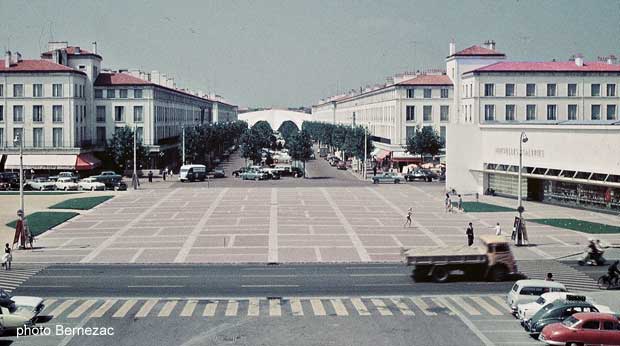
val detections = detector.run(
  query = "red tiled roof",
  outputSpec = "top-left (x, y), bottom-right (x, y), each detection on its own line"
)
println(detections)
top-left (41, 46), bottom-right (101, 59)
top-left (0, 59), bottom-right (85, 74)
top-left (94, 72), bottom-right (152, 86)
top-left (450, 45), bottom-right (505, 57)
top-left (398, 74), bottom-right (453, 86)
top-left (472, 61), bottom-right (620, 73)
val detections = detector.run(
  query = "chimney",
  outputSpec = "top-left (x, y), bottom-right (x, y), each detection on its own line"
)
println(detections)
top-left (74, 46), bottom-right (81, 54)
top-left (575, 54), bottom-right (583, 67)
top-left (484, 40), bottom-right (496, 51)
top-left (91, 41), bottom-right (97, 54)
top-left (10, 52), bottom-right (18, 65)
top-left (449, 41), bottom-right (456, 55)
top-left (15, 52), bottom-right (22, 62)
top-left (607, 55), bottom-right (617, 65)
top-left (4, 51), bottom-right (10, 68)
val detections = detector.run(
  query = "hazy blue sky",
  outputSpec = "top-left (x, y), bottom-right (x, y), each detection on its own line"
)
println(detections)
top-left (1, 0), bottom-right (619, 107)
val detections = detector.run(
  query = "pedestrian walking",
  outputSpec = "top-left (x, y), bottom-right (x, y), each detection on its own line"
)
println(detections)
top-left (13, 209), bottom-right (30, 250)
top-left (404, 208), bottom-right (413, 228)
top-left (162, 169), bottom-right (167, 181)
top-left (466, 222), bottom-right (474, 246)
top-left (495, 222), bottom-right (502, 236)
top-left (445, 194), bottom-right (451, 213)
top-left (457, 194), bottom-right (463, 211)
top-left (148, 171), bottom-right (153, 183)
top-left (2, 243), bottom-right (12, 270)
top-left (373, 165), bottom-right (377, 176)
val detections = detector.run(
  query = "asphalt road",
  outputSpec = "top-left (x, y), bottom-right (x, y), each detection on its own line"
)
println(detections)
top-left (13, 263), bottom-right (513, 298)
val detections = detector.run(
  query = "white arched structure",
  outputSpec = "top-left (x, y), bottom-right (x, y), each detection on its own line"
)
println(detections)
top-left (239, 109), bottom-right (308, 131)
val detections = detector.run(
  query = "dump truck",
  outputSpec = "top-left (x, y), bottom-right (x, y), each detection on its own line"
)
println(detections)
top-left (402, 235), bottom-right (519, 283)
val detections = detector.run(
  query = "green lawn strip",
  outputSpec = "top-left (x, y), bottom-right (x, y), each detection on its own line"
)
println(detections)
top-left (49, 196), bottom-right (114, 210)
top-left (530, 218), bottom-right (620, 234)
top-left (6, 211), bottom-right (80, 236)
top-left (452, 201), bottom-right (515, 213)
top-left (0, 191), bottom-right (83, 195)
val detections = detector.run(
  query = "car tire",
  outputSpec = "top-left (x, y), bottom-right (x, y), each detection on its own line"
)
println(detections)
top-left (568, 343), bottom-right (583, 346)
top-left (394, 179), bottom-right (400, 184)
top-left (431, 266), bottom-right (449, 283)
top-left (91, 187), bottom-right (95, 191)
top-left (255, 176), bottom-right (259, 181)
top-left (488, 265), bottom-right (508, 282)
top-left (64, 187), bottom-right (68, 191)
top-left (39, 186), bottom-right (44, 191)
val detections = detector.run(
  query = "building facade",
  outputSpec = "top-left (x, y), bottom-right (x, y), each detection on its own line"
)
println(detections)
top-left (0, 41), bottom-right (237, 171)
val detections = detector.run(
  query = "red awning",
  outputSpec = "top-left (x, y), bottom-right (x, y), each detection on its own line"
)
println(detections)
top-left (75, 153), bottom-right (102, 171)
top-left (375, 150), bottom-right (391, 160)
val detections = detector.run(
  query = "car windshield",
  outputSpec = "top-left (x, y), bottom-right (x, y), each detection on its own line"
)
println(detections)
top-left (562, 316), bottom-right (579, 327)
top-left (542, 303), bottom-right (554, 311)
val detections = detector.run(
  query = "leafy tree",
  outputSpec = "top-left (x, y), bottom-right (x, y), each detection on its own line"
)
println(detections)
top-left (331, 125), bottom-right (347, 151)
top-left (278, 121), bottom-right (299, 143)
top-left (287, 130), bottom-right (314, 177)
top-left (405, 126), bottom-right (444, 163)
top-left (105, 126), bottom-right (148, 173)
top-left (343, 126), bottom-right (373, 160)
top-left (240, 127), bottom-right (268, 164)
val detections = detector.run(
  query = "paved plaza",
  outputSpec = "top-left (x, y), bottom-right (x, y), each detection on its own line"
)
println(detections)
top-left (12, 180), bottom-right (620, 264)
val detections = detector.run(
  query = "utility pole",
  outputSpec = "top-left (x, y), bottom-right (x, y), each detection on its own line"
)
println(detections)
top-left (15, 133), bottom-right (24, 213)
top-left (132, 125), bottom-right (138, 190)
top-left (363, 123), bottom-right (368, 180)
top-left (518, 131), bottom-right (528, 218)
top-left (182, 127), bottom-right (186, 165)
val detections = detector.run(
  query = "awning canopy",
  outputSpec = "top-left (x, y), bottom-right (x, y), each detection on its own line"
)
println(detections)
top-left (4, 154), bottom-right (100, 171)
top-left (375, 149), bottom-right (391, 160)
top-left (75, 153), bottom-right (102, 171)
top-left (391, 151), bottom-right (421, 163)
top-left (370, 148), bottom-right (382, 157)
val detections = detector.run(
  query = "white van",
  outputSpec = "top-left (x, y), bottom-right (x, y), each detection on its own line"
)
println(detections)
top-left (507, 279), bottom-right (567, 314)
top-left (179, 164), bottom-right (207, 182)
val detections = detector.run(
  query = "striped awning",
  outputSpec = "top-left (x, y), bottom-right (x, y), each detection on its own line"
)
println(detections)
top-left (4, 154), bottom-right (78, 170)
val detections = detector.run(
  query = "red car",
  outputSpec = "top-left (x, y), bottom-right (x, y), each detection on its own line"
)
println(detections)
top-left (539, 312), bottom-right (620, 346)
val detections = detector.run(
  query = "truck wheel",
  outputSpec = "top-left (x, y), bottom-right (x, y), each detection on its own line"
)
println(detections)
top-left (488, 265), bottom-right (508, 282)
top-left (431, 266), bottom-right (449, 283)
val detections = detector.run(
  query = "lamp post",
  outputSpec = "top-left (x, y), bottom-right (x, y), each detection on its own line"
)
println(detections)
top-left (363, 122), bottom-right (370, 180)
top-left (182, 126), bottom-right (186, 165)
top-left (14, 133), bottom-right (24, 214)
top-left (517, 131), bottom-right (528, 217)
top-left (132, 125), bottom-right (138, 190)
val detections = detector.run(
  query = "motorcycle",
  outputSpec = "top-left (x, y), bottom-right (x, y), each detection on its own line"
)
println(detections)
top-left (578, 250), bottom-right (606, 266)
top-left (597, 273), bottom-right (619, 290)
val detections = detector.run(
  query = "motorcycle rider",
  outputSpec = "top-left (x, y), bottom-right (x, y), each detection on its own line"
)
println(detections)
top-left (587, 238), bottom-right (602, 264)
top-left (608, 260), bottom-right (620, 286)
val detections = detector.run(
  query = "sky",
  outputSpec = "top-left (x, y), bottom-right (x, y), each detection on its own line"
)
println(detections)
top-left (1, 0), bottom-right (619, 108)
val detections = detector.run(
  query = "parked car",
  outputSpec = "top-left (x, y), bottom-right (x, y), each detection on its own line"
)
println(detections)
top-left (291, 167), bottom-right (304, 178)
top-left (372, 172), bottom-right (401, 184)
top-left (78, 177), bottom-right (106, 191)
top-left (0, 172), bottom-right (20, 190)
top-left (261, 168), bottom-right (281, 180)
top-left (539, 312), bottom-right (620, 345)
top-left (232, 167), bottom-right (251, 178)
top-left (524, 296), bottom-right (604, 336)
top-left (55, 177), bottom-right (79, 191)
top-left (404, 169), bottom-right (437, 182)
top-left (27, 177), bottom-right (56, 191)
top-left (179, 164), bottom-right (206, 182)
top-left (93, 171), bottom-right (123, 189)
top-left (336, 161), bottom-right (347, 170)
top-left (240, 170), bottom-right (267, 181)
top-left (507, 279), bottom-right (567, 314)
top-left (0, 289), bottom-right (45, 317)
top-left (0, 299), bottom-right (37, 332)
top-left (49, 171), bottom-right (79, 183)
top-left (517, 293), bottom-right (609, 322)
top-left (210, 169), bottom-right (226, 178)
top-left (329, 157), bottom-right (341, 167)
top-left (112, 180), bottom-right (128, 191)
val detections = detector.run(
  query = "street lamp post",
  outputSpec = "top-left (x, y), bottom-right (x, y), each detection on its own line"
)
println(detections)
top-left (182, 126), bottom-right (186, 165)
top-left (363, 122), bottom-right (370, 180)
top-left (14, 134), bottom-right (24, 214)
top-left (132, 125), bottom-right (138, 190)
top-left (517, 131), bottom-right (528, 218)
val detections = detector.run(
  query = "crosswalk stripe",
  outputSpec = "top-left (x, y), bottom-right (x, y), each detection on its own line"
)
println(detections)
top-left (90, 300), bottom-right (117, 318)
top-left (158, 301), bottom-right (177, 317)
top-left (431, 297), bottom-right (455, 316)
top-left (67, 299), bottom-right (97, 318)
top-left (203, 301), bottom-right (218, 317)
top-left (49, 299), bottom-right (76, 317)
top-left (330, 299), bottom-right (348, 316)
top-left (488, 295), bottom-right (511, 313)
top-left (391, 298), bottom-right (414, 316)
top-left (225, 300), bottom-right (238, 316)
top-left (371, 299), bottom-right (392, 316)
top-left (450, 297), bottom-right (481, 316)
top-left (180, 300), bottom-right (197, 317)
top-left (247, 298), bottom-right (260, 316)
top-left (42, 299), bottom-right (58, 313)
top-left (410, 297), bottom-right (437, 316)
top-left (350, 298), bottom-right (370, 316)
top-left (310, 299), bottom-right (326, 316)
top-left (113, 300), bottom-right (137, 318)
top-left (269, 299), bottom-right (281, 317)
top-left (471, 297), bottom-right (502, 316)
top-left (135, 299), bottom-right (158, 318)
top-left (290, 298), bottom-right (303, 316)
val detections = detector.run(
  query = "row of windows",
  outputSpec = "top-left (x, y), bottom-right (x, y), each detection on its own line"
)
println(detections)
top-left (479, 83), bottom-right (616, 98)
top-left (95, 105), bottom-right (143, 123)
top-left (95, 126), bottom-right (143, 146)
top-left (405, 105), bottom-right (450, 122)
top-left (406, 88), bottom-right (449, 99)
top-left (9, 128), bottom-right (64, 147)
top-left (95, 89), bottom-right (143, 99)
top-left (0, 83), bottom-right (85, 98)
top-left (482, 104), bottom-right (619, 121)
top-left (405, 125), bottom-right (446, 141)
top-left (0, 105), bottom-right (64, 123)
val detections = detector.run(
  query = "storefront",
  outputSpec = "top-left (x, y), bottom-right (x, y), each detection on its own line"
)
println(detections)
top-left (2, 153), bottom-right (101, 173)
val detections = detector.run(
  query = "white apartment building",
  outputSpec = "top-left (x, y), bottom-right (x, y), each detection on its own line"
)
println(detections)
top-left (0, 42), bottom-right (237, 171)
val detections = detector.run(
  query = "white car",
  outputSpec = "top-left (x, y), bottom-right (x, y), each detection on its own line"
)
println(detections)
top-left (78, 177), bottom-right (105, 191)
top-left (0, 290), bottom-right (44, 316)
top-left (517, 292), bottom-right (613, 321)
top-left (55, 177), bottom-right (79, 191)
top-left (27, 177), bottom-right (56, 191)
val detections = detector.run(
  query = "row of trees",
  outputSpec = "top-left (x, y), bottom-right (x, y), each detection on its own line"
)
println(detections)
top-left (182, 120), bottom-right (248, 166)
top-left (301, 121), bottom-right (373, 161)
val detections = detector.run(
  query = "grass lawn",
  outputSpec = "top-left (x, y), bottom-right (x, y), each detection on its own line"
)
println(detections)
top-left (0, 191), bottom-right (82, 195)
top-left (49, 196), bottom-right (113, 210)
top-left (454, 201), bottom-right (515, 213)
top-left (530, 218), bottom-right (620, 234)
top-left (6, 211), bottom-right (79, 236)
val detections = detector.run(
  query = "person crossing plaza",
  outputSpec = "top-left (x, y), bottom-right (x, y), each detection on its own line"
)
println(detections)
top-left (466, 222), bottom-right (474, 246)
top-left (403, 208), bottom-right (413, 228)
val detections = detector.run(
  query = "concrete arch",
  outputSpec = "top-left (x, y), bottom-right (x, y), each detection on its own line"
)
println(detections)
top-left (239, 109), bottom-right (308, 131)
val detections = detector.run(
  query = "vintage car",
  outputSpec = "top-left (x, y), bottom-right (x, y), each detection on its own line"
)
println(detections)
top-left (0, 291), bottom-right (40, 332)
top-left (0, 290), bottom-right (44, 317)
top-left (372, 172), bottom-right (401, 184)
top-left (210, 169), bottom-right (226, 178)
top-left (539, 312), bottom-right (620, 346)
top-left (78, 177), bottom-right (106, 191)
top-left (404, 169), bottom-right (437, 182)
top-left (240, 170), bottom-right (267, 181)
top-left (27, 177), bottom-right (56, 191)
top-left (0, 172), bottom-right (20, 190)
top-left (232, 167), bottom-right (250, 177)
top-left (54, 177), bottom-right (79, 191)
top-left (49, 171), bottom-right (79, 183)
top-left (261, 168), bottom-right (281, 180)
top-left (517, 293), bottom-right (610, 322)
top-left (524, 296), bottom-right (606, 336)
top-left (336, 161), bottom-right (347, 170)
